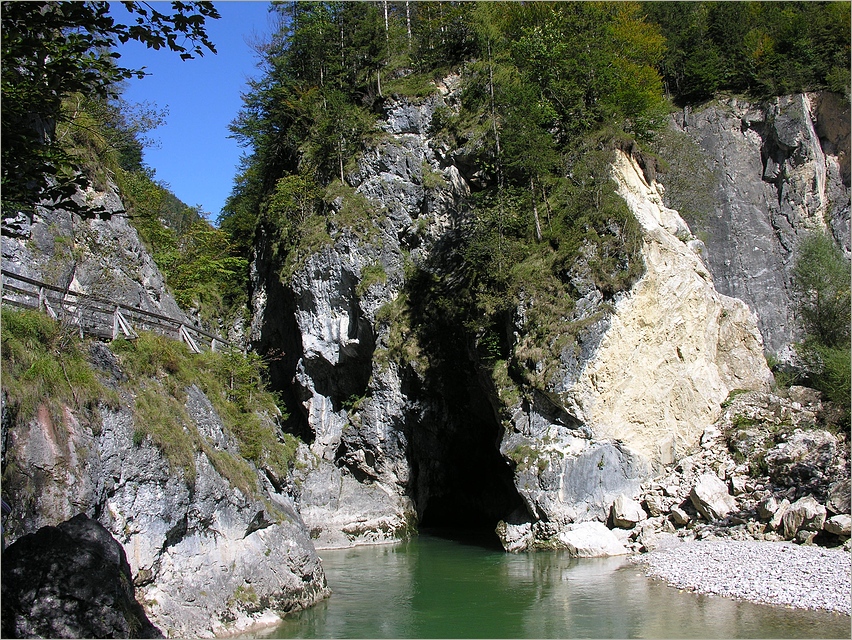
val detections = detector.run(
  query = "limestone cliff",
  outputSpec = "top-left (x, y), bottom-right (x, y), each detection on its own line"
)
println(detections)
top-left (2, 183), bottom-right (186, 320)
top-left (495, 153), bottom-right (773, 550)
top-left (1, 187), bottom-right (329, 637)
top-left (249, 83), bottom-right (467, 548)
top-left (250, 81), bottom-right (782, 552)
top-left (2, 353), bottom-right (329, 637)
top-left (660, 93), bottom-right (850, 358)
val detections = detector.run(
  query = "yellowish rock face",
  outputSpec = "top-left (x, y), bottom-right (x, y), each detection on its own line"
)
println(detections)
top-left (568, 152), bottom-right (773, 467)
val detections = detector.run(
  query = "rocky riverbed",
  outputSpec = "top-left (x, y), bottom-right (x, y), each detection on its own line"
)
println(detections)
top-left (610, 386), bottom-right (852, 617)
top-left (634, 536), bottom-right (851, 615)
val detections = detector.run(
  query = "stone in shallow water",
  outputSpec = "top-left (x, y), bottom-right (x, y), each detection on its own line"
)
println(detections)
top-left (558, 521), bottom-right (628, 557)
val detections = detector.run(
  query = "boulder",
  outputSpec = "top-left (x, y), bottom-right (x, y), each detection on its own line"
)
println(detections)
top-left (1, 514), bottom-right (162, 639)
top-left (557, 522), bottom-right (628, 557)
top-left (727, 427), bottom-right (773, 469)
top-left (781, 495), bottom-right (827, 540)
top-left (495, 519), bottom-right (533, 553)
top-left (729, 475), bottom-right (748, 496)
top-left (757, 495), bottom-right (782, 521)
top-left (767, 498), bottom-right (792, 532)
top-left (690, 473), bottom-right (737, 521)
top-left (787, 386), bottom-right (822, 406)
top-left (824, 514), bottom-right (852, 537)
top-left (669, 506), bottom-right (691, 527)
top-left (611, 494), bottom-right (647, 529)
top-left (826, 479), bottom-right (851, 515)
top-left (765, 429), bottom-right (837, 490)
top-left (643, 493), bottom-right (664, 517)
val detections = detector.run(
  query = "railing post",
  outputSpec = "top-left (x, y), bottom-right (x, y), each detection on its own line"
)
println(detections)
top-left (179, 325), bottom-right (201, 354)
top-left (40, 288), bottom-right (57, 320)
top-left (113, 307), bottom-right (137, 340)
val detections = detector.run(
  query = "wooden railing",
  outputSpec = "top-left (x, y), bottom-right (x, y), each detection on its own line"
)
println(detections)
top-left (0, 269), bottom-right (232, 353)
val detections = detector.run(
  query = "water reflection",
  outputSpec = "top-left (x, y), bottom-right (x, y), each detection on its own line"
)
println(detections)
top-left (258, 534), bottom-right (850, 639)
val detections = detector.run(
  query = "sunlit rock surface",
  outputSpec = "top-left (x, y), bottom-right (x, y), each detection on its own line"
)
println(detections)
top-left (666, 93), bottom-right (850, 357)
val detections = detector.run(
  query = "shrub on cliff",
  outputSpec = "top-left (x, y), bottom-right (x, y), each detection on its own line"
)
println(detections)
top-left (792, 232), bottom-right (851, 415)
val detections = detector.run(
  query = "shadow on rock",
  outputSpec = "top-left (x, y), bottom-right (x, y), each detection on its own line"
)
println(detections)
top-left (1, 513), bottom-right (162, 639)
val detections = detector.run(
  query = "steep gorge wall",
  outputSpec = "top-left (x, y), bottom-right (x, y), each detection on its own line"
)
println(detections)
top-left (663, 93), bottom-right (850, 357)
top-left (248, 78), bottom-right (519, 548)
top-left (2, 185), bottom-right (186, 320)
top-left (2, 377), bottom-right (329, 637)
top-left (1, 187), bottom-right (330, 637)
top-left (494, 153), bottom-right (772, 550)
top-left (252, 82), bottom-right (778, 552)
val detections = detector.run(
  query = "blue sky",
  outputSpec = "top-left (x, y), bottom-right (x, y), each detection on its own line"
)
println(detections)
top-left (111, 2), bottom-right (278, 220)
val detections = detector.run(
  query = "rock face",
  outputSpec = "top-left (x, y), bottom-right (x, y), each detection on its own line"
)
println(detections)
top-left (251, 80), bottom-right (524, 547)
top-left (664, 93), bottom-right (850, 357)
top-left (1, 514), bottom-right (162, 639)
top-left (571, 153), bottom-right (773, 464)
top-left (495, 153), bottom-right (772, 550)
top-left (249, 78), bottom-right (780, 553)
top-left (3, 343), bottom-right (328, 637)
top-left (1, 380), bottom-right (329, 637)
top-left (1, 183), bottom-right (187, 322)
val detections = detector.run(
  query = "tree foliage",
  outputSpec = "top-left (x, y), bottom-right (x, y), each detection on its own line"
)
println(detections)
top-left (644, 1), bottom-right (851, 102)
top-left (117, 165), bottom-right (248, 322)
top-left (1, 1), bottom-right (219, 211)
top-left (792, 232), bottom-right (851, 412)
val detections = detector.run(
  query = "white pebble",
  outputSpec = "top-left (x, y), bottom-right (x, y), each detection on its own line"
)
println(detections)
top-left (633, 540), bottom-right (851, 615)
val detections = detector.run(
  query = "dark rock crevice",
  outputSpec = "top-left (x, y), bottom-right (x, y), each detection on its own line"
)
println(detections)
top-left (250, 235), bottom-right (313, 443)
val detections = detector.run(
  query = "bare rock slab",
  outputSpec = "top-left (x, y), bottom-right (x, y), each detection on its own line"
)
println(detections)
top-left (558, 521), bottom-right (628, 557)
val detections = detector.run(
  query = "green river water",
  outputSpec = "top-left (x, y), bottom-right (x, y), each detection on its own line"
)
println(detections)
top-left (257, 532), bottom-right (850, 639)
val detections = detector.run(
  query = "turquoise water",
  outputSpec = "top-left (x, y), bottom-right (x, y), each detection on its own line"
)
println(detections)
top-left (260, 533), bottom-right (850, 639)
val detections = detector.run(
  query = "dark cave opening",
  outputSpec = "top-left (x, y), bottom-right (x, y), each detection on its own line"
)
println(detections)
top-left (405, 332), bottom-right (527, 539)
top-left (404, 237), bottom-right (528, 542)
top-left (412, 378), bottom-right (525, 532)
top-left (411, 390), bottom-right (526, 543)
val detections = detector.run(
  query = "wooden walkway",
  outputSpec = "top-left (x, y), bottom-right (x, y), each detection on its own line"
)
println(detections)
top-left (1, 269), bottom-right (231, 353)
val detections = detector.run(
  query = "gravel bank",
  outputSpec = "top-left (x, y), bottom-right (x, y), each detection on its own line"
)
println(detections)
top-left (634, 538), bottom-right (851, 615)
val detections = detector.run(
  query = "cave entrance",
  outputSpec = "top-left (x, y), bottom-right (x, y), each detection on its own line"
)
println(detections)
top-left (408, 369), bottom-right (527, 547)
top-left (404, 253), bottom-right (529, 547)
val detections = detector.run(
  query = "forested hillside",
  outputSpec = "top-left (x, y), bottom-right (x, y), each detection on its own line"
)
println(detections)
top-left (2, 1), bottom-right (848, 411)
top-left (220, 0), bottom-right (849, 408)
